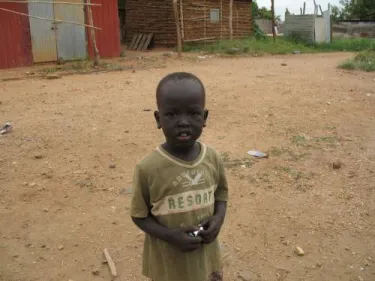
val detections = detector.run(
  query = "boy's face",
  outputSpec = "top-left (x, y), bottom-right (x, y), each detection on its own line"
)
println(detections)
top-left (155, 79), bottom-right (208, 150)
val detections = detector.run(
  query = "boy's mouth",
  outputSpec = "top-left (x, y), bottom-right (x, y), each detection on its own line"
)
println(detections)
top-left (176, 131), bottom-right (192, 141)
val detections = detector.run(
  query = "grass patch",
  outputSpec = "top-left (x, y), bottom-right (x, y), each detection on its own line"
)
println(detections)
top-left (292, 135), bottom-right (307, 146)
top-left (338, 50), bottom-right (375, 72)
top-left (269, 146), bottom-right (311, 161)
top-left (313, 38), bottom-right (375, 52)
top-left (184, 37), bottom-right (314, 55)
top-left (313, 136), bottom-right (338, 143)
top-left (183, 37), bottom-right (375, 56)
top-left (221, 152), bottom-right (253, 169)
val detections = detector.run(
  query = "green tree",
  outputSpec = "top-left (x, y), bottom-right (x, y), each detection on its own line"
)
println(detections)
top-left (252, 1), bottom-right (281, 22)
top-left (331, 0), bottom-right (375, 21)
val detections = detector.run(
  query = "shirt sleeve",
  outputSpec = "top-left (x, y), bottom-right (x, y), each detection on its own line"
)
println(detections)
top-left (214, 151), bottom-right (229, 202)
top-left (130, 164), bottom-right (150, 218)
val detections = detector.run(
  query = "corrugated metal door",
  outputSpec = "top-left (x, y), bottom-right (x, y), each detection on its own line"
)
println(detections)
top-left (54, 0), bottom-right (86, 60)
top-left (87, 0), bottom-right (121, 59)
top-left (28, 1), bottom-right (58, 63)
top-left (0, 2), bottom-right (33, 69)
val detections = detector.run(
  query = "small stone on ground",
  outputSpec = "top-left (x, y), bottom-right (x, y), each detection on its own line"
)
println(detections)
top-left (295, 246), bottom-right (305, 256)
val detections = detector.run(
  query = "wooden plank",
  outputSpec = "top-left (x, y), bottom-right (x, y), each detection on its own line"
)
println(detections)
top-left (142, 33), bottom-right (153, 51)
top-left (133, 33), bottom-right (143, 51)
top-left (137, 34), bottom-right (147, 51)
top-left (129, 34), bottom-right (138, 50)
top-left (132, 34), bottom-right (143, 50)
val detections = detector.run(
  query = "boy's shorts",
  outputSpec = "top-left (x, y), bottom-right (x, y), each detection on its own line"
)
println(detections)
top-left (148, 270), bottom-right (223, 281)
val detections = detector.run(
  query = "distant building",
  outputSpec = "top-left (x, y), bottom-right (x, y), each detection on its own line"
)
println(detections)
top-left (124, 0), bottom-right (253, 46)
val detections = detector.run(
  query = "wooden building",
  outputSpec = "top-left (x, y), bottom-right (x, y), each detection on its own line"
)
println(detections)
top-left (125, 0), bottom-right (253, 46)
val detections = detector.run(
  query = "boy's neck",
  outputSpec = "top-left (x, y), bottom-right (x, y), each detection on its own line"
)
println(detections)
top-left (162, 142), bottom-right (201, 162)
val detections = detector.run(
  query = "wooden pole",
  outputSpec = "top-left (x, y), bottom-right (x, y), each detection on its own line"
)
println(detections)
top-left (271, 0), bottom-right (276, 42)
top-left (229, 0), bottom-right (233, 39)
top-left (180, 0), bottom-right (184, 41)
top-left (172, 0), bottom-right (182, 58)
top-left (86, 0), bottom-right (100, 66)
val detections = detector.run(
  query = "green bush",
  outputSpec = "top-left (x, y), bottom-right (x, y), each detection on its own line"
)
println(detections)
top-left (339, 50), bottom-right (375, 72)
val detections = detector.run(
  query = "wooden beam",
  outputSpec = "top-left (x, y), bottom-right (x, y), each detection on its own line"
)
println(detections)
top-left (0, 7), bottom-right (100, 29)
top-left (0, 0), bottom-right (101, 5)
top-left (184, 36), bottom-right (216, 42)
top-left (172, 0), bottom-right (182, 58)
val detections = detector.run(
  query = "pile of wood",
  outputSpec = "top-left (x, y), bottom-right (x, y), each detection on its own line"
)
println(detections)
top-left (128, 33), bottom-right (154, 51)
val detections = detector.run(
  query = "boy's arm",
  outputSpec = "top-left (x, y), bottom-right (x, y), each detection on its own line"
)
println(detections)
top-left (132, 216), bottom-right (202, 252)
top-left (200, 149), bottom-right (228, 243)
top-left (213, 200), bottom-right (227, 222)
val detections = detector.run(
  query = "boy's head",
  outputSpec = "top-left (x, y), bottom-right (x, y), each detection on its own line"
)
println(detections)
top-left (154, 72), bottom-right (208, 150)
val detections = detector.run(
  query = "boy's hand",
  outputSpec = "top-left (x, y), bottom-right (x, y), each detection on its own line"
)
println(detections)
top-left (167, 226), bottom-right (203, 252)
top-left (200, 215), bottom-right (224, 244)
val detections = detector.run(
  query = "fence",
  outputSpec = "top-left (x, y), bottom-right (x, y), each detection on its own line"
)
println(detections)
top-left (333, 21), bottom-right (375, 38)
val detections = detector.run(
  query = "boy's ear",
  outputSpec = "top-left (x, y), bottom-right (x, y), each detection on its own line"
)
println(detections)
top-left (154, 110), bottom-right (162, 129)
top-left (203, 109), bottom-right (209, 127)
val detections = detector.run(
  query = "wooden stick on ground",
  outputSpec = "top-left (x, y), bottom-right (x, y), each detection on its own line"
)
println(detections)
top-left (172, 0), bottom-right (182, 58)
top-left (0, 7), bottom-right (100, 29)
top-left (86, 0), bottom-right (100, 66)
top-left (103, 248), bottom-right (117, 277)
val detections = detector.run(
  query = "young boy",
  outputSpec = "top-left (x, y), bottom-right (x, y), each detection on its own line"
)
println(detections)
top-left (130, 72), bottom-right (228, 281)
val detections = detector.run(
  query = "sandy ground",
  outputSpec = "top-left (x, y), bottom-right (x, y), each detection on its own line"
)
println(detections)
top-left (0, 52), bottom-right (374, 281)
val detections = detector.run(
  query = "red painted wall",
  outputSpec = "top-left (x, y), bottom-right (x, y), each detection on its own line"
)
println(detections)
top-left (86, 0), bottom-right (121, 59)
top-left (0, 2), bottom-right (33, 69)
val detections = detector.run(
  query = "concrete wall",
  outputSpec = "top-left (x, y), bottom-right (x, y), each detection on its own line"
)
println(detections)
top-left (284, 15), bottom-right (316, 42)
top-left (315, 17), bottom-right (325, 43)
top-left (333, 21), bottom-right (375, 38)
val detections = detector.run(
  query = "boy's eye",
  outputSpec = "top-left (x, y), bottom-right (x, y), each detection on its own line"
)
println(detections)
top-left (189, 112), bottom-right (201, 117)
top-left (165, 112), bottom-right (176, 117)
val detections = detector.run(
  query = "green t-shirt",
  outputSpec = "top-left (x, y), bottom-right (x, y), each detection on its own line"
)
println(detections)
top-left (130, 143), bottom-right (228, 281)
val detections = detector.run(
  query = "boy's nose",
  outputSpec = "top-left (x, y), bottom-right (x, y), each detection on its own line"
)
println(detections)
top-left (177, 116), bottom-right (190, 127)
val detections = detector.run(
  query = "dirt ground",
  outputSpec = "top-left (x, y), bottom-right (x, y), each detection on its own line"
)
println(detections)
top-left (1, 52), bottom-right (374, 281)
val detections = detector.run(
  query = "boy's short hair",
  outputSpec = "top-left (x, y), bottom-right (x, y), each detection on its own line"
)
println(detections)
top-left (156, 72), bottom-right (206, 107)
